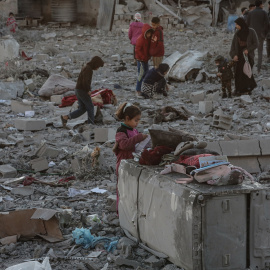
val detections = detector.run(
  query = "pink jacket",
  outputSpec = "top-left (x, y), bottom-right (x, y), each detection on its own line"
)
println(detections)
top-left (115, 127), bottom-right (144, 176)
top-left (128, 21), bottom-right (144, 45)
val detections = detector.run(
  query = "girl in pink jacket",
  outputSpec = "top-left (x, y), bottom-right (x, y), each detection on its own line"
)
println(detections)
top-left (113, 102), bottom-right (147, 211)
top-left (128, 13), bottom-right (143, 64)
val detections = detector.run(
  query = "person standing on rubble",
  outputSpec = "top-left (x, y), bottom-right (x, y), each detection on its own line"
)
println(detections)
top-left (128, 13), bottom-right (143, 66)
top-left (247, 0), bottom-right (269, 73)
top-left (149, 17), bottom-right (165, 69)
top-left (135, 24), bottom-right (154, 97)
top-left (6, 12), bottom-right (17, 33)
top-left (230, 17), bottom-right (258, 96)
top-left (113, 102), bottom-right (148, 208)
top-left (61, 56), bottom-right (104, 127)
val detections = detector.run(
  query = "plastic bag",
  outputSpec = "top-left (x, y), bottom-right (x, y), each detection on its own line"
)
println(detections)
top-left (243, 52), bottom-right (252, 78)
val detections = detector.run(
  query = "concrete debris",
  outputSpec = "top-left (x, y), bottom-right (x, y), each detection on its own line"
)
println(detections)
top-left (0, 81), bottom-right (24, 100)
top-left (0, 36), bottom-right (19, 62)
top-left (0, 165), bottom-right (17, 178)
top-left (182, 5), bottom-right (212, 26)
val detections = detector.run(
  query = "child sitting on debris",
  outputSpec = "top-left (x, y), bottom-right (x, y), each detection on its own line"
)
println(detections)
top-left (6, 12), bottom-right (17, 33)
top-left (215, 55), bottom-right (235, 98)
top-left (135, 24), bottom-right (154, 97)
top-left (61, 56), bottom-right (104, 127)
top-left (141, 63), bottom-right (169, 99)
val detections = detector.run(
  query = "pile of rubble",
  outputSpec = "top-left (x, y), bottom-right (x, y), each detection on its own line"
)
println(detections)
top-left (0, 18), bottom-right (270, 269)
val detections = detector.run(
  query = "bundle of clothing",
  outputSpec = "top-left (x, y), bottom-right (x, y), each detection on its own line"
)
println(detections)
top-left (59, 88), bottom-right (117, 108)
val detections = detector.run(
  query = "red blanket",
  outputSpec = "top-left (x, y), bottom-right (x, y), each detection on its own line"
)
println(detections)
top-left (59, 88), bottom-right (115, 108)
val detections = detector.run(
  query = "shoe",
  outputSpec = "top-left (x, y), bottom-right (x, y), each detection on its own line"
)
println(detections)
top-left (222, 93), bottom-right (227, 98)
top-left (61, 115), bottom-right (67, 128)
top-left (193, 141), bottom-right (207, 149)
top-left (174, 141), bottom-right (194, 156)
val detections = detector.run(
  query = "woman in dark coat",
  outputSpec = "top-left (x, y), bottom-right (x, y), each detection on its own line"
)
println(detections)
top-left (230, 17), bottom-right (258, 96)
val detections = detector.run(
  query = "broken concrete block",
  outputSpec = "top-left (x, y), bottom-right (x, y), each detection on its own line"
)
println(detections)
top-left (0, 37), bottom-right (19, 62)
top-left (205, 141), bottom-right (222, 154)
top-left (35, 54), bottom-right (49, 61)
top-left (11, 186), bottom-right (34, 196)
top-left (11, 100), bottom-right (33, 113)
top-left (15, 119), bottom-right (46, 131)
top-left (31, 157), bottom-right (48, 172)
top-left (198, 101), bottom-right (213, 114)
top-left (50, 95), bottom-right (63, 105)
top-left (35, 143), bottom-right (60, 158)
top-left (94, 128), bottom-right (116, 143)
top-left (190, 90), bottom-right (205, 104)
top-left (228, 156), bottom-right (260, 173)
top-left (212, 113), bottom-right (232, 130)
top-left (127, 0), bottom-right (144, 12)
top-left (115, 4), bottom-right (125, 15)
top-left (0, 164), bottom-right (17, 178)
top-left (205, 91), bottom-right (220, 101)
top-left (24, 79), bottom-right (36, 91)
top-left (258, 156), bottom-right (270, 172)
top-left (0, 81), bottom-right (24, 100)
top-left (237, 140), bottom-right (260, 156)
top-left (259, 139), bottom-right (270, 155)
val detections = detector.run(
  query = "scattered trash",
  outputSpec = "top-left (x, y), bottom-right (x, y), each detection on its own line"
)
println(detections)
top-left (72, 227), bottom-right (118, 251)
top-left (5, 257), bottom-right (51, 270)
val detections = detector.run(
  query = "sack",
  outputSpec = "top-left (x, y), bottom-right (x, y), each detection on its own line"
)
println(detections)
top-left (243, 53), bottom-right (252, 78)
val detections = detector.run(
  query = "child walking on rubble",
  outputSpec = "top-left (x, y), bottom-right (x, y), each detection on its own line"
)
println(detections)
top-left (61, 56), bottom-right (104, 127)
top-left (215, 55), bottom-right (235, 98)
top-left (113, 102), bottom-right (148, 208)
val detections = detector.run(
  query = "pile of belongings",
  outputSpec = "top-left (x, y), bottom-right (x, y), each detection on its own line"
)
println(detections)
top-left (137, 129), bottom-right (254, 186)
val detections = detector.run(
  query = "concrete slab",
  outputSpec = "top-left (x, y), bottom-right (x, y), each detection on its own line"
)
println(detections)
top-left (11, 100), bottom-right (33, 113)
top-left (0, 164), bottom-right (17, 178)
top-left (0, 81), bottom-right (24, 100)
top-left (0, 37), bottom-right (19, 62)
top-left (14, 119), bottom-right (46, 131)
top-left (228, 156), bottom-right (260, 173)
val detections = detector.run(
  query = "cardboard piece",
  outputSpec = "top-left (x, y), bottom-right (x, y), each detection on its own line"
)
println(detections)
top-left (0, 209), bottom-right (63, 242)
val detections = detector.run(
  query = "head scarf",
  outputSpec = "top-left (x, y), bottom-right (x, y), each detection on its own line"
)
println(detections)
top-left (235, 17), bottom-right (249, 42)
top-left (134, 13), bottom-right (141, 21)
top-left (88, 56), bottom-right (104, 69)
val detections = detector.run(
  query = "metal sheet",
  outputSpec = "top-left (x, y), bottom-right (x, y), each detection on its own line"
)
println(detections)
top-left (51, 0), bottom-right (77, 22)
top-left (96, 0), bottom-right (115, 31)
top-left (18, 0), bottom-right (42, 18)
top-left (203, 195), bottom-right (247, 269)
top-left (250, 189), bottom-right (270, 270)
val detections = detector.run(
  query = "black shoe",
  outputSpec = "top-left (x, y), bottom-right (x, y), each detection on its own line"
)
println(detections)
top-left (222, 93), bottom-right (227, 98)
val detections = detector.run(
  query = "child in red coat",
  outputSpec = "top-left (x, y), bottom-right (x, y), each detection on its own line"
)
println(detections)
top-left (150, 17), bottom-right (165, 68)
top-left (135, 24), bottom-right (154, 96)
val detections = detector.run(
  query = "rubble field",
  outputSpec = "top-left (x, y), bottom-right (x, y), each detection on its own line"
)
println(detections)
top-left (1, 23), bottom-right (270, 270)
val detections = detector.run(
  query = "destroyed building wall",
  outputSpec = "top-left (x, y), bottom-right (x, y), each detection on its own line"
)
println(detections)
top-left (76, 0), bottom-right (100, 25)
top-left (0, 0), bottom-right (17, 20)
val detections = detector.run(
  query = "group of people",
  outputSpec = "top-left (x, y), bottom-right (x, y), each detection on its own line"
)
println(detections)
top-left (217, 0), bottom-right (270, 98)
top-left (128, 14), bottom-right (169, 99)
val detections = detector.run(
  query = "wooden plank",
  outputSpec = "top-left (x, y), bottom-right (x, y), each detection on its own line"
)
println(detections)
top-left (97, 0), bottom-right (116, 31)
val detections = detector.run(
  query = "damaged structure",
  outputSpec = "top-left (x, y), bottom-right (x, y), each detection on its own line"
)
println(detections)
top-left (1, 0), bottom-right (270, 269)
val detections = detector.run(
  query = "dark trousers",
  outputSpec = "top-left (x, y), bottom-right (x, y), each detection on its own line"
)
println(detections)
top-left (69, 89), bottom-right (94, 124)
top-left (257, 38), bottom-right (264, 71)
top-left (136, 61), bottom-right (149, 92)
top-left (267, 39), bottom-right (270, 59)
top-left (222, 80), bottom-right (232, 94)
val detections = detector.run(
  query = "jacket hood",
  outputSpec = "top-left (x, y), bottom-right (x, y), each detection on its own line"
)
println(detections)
top-left (142, 24), bottom-right (154, 39)
top-left (215, 55), bottom-right (225, 63)
top-left (87, 56), bottom-right (104, 69)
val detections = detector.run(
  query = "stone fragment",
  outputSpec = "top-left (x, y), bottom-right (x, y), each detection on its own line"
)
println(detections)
top-left (11, 100), bottom-right (33, 113)
top-left (15, 119), bottom-right (46, 131)
top-left (0, 37), bottom-right (19, 62)
top-left (0, 82), bottom-right (24, 100)
top-left (11, 186), bottom-right (34, 196)
top-left (205, 91), bottom-right (220, 101)
top-left (127, 0), bottom-right (144, 12)
top-left (198, 101), bottom-right (213, 114)
top-left (240, 95), bottom-right (253, 104)
top-left (35, 143), bottom-right (60, 158)
top-left (145, 255), bottom-right (166, 268)
top-left (24, 79), bottom-right (36, 91)
top-left (190, 90), bottom-right (205, 104)
top-left (50, 95), bottom-right (63, 105)
top-left (94, 128), bottom-right (116, 143)
top-left (31, 157), bottom-right (49, 172)
top-left (0, 165), bottom-right (17, 178)
top-left (115, 256), bottom-right (140, 268)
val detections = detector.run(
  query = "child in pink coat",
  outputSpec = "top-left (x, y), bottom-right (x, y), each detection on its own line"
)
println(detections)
top-left (128, 13), bottom-right (143, 64)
